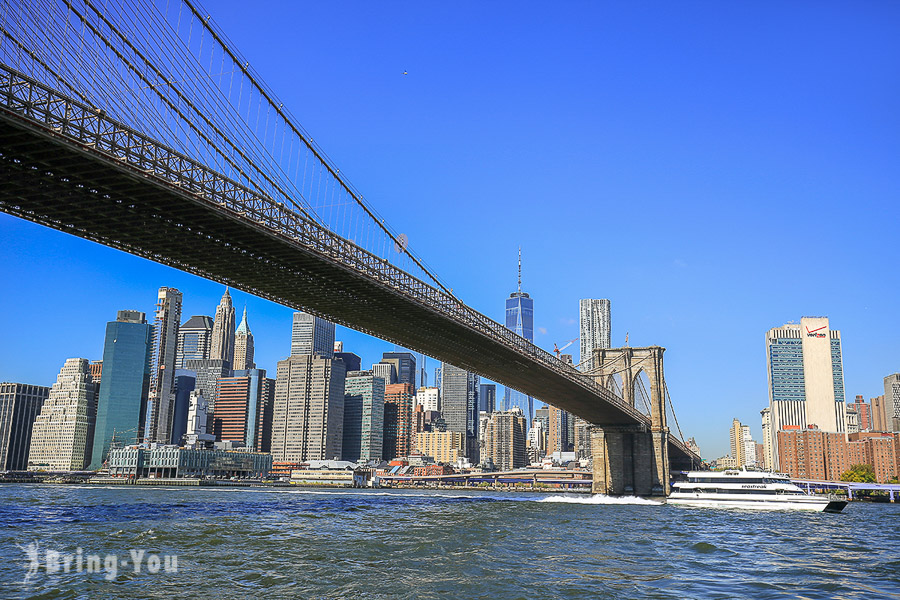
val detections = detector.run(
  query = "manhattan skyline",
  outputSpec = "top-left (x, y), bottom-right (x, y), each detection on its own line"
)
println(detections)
top-left (1, 2), bottom-right (898, 459)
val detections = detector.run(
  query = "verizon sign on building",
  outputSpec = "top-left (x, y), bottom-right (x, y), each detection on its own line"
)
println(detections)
top-left (765, 316), bottom-right (847, 470)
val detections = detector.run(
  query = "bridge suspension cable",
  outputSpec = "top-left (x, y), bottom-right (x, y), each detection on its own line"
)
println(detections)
top-left (0, 0), bottom-right (454, 296)
top-left (0, 3), bottom-right (697, 454)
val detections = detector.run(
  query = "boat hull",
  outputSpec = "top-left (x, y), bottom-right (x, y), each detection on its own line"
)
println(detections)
top-left (667, 495), bottom-right (847, 513)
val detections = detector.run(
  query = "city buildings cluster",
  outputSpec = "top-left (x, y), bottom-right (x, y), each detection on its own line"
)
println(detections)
top-left (715, 317), bottom-right (900, 483)
top-left (0, 270), bottom-right (615, 479)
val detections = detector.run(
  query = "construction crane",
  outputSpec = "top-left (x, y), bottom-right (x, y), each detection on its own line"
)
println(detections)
top-left (553, 338), bottom-right (579, 357)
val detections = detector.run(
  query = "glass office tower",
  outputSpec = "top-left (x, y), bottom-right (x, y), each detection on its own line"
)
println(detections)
top-left (91, 310), bottom-right (153, 469)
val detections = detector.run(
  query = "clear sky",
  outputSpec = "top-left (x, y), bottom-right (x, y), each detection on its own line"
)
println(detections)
top-left (1, 1), bottom-right (898, 458)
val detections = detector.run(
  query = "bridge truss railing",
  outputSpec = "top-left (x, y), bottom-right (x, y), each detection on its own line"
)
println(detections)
top-left (0, 62), bottom-right (647, 425)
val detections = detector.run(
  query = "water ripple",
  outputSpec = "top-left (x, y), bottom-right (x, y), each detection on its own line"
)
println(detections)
top-left (0, 485), bottom-right (898, 599)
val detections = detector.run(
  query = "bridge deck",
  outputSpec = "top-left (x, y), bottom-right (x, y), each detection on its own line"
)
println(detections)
top-left (0, 64), bottom-right (698, 462)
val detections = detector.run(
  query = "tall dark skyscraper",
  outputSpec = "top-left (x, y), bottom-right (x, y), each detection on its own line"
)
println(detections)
top-left (441, 362), bottom-right (480, 462)
top-left (145, 288), bottom-right (182, 444)
top-left (503, 248), bottom-right (534, 421)
top-left (170, 370), bottom-right (196, 447)
top-left (91, 310), bottom-right (153, 468)
top-left (184, 359), bottom-right (231, 417)
top-left (0, 383), bottom-right (50, 471)
top-left (479, 384), bottom-right (496, 413)
top-left (335, 352), bottom-right (362, 373)
top-left (291, 311), bottom-right (335, 358)
top-left (380, 352), bottom-right (417, 387)
top-left (176, 315), bottom-right (213, 368)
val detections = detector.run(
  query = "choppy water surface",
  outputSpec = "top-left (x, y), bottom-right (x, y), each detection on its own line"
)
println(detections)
top-left (1, 484), bottom-right (898, 599)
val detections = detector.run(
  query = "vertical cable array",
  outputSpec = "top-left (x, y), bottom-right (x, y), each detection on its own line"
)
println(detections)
top-left (0, 0), bottom-right (452, 296)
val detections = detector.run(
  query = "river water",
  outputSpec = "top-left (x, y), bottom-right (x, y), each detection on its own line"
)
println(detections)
top-left (0, 484), bottom-right (898, 599)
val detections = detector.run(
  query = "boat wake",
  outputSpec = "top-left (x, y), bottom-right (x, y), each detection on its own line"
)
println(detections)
top-left (537, 494), bottom-right (663, 506)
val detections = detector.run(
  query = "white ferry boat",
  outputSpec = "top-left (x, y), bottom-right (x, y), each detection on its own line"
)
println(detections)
top-left (668, 469), bottom-right (847, 513)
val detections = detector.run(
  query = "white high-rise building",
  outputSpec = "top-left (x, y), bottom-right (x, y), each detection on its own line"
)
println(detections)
top-left (416, 387), bottom-right (440, 412)
top-left (291, 312), bottom-right (335, 358)
top-left (528, 419), bottom-right (546, 456)
top-left (765, 317), bottom-right (846, 470)
top-left (741, 425), bottom-right (756, 467)
top-left (579, 299), bottom-right (611, 372)
top-left (146, 286), bottom-right (182, 443)
top-left (28, 358), bottom-right (97, 470)
top-left (371, 362), bottom-right (397, 385)
top-left (760, 407), bottom-right (773, 471)
top-left (184, 390), bottom-right (214, 448)
top-left (885, 374), bottom-right (900, 432)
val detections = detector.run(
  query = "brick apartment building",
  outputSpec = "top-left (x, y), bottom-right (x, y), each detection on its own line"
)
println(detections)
top-left (777, 426), bottom-right (899, 482)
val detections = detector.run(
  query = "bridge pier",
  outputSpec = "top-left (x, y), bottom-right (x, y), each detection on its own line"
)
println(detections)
top-left (590, 425), bottom-right (668, 496)
top-left (590, 346), bottom-right (670, 497)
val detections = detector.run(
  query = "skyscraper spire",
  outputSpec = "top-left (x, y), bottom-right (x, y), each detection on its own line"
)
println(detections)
top-left (505, 246), bottom-right (533, 421)
top-left (517, 246), bottom-right (522, 294)
top-left (236, 306), bottom-right (250, 335)
top-left (210, 287), bottom-right (236, 368)
top-left (234, 305), bottom-right (255, 370)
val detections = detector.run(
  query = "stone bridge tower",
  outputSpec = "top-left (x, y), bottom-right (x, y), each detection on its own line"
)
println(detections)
top-left (588, 346), bottom-right (669, 496)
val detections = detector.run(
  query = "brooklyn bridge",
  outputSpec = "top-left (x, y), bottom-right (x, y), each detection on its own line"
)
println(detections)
top-left (0, 0), bottom-right (700, 495)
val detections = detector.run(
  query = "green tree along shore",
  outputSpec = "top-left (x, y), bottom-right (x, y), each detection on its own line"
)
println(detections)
top-left (840, 464), bottom-right (876, 483)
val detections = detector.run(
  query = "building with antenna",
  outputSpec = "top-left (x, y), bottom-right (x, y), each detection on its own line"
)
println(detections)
top-left (503, 248), bottom-right (534, 420)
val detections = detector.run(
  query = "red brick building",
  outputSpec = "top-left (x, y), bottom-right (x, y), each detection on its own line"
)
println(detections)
top-left (777, 427), bottom-right (899, 482)
top-left (213, 372), bottom-right (275, 451)
top-left (412, 464), bottom-right (455, 477)
top-left (850, 395), bottom-right (872, 431)
top-left (383, 383), bottom-right (414, 461)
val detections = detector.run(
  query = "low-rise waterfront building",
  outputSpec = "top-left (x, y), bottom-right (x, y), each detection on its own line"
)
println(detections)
top-left (107, 445), bottom-right (271, 479)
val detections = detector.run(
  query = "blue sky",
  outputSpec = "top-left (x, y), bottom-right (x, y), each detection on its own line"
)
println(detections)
top-left (1, 1), bottom-right (898, 458)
